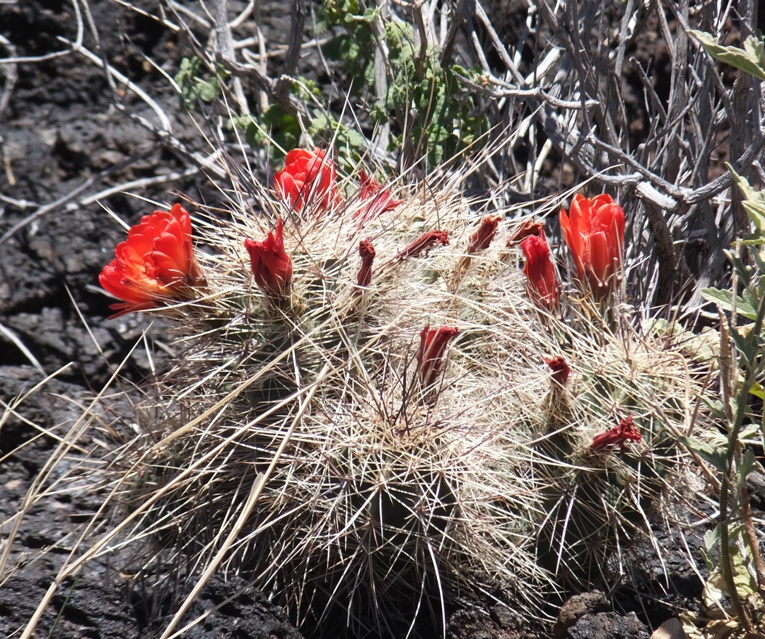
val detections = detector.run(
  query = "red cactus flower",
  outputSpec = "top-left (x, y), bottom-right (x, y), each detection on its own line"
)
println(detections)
top-left (353, 170), bottom-right (402, 226)
top-left (417, 325), bottom-right (459, 388)
top-left (590, 415), bottom-right (642, 452)
top-left (244, 217), bottom-right (293, 298)
top-left (274, 147), bottom-right (338, 211)
top-left (545, 356), bottom-right (570, 386)
top-left (99, 203), bottom-right (203, 316)
top-left (397, 230), bottom-right (450, 260)
top-left (468, 215), bottom-right (503, 253)
top-left (521, 230), bottom-right (559, 312)
top-left (506, 220), bottom-right (545, 247)
top-left (559, 194), bottom-right (625, 299)
top-left (356, 239), bottom-right (376, 292)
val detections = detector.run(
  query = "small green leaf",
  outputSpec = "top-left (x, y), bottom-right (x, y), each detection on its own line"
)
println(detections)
top-left (737, 449), bottom-right (757, 491)
top-left (688, 30), bottom-right (765, 81)
top-left (704, 525), bottom-right (720, 554)
top-left (730, 540), bottom-right (758, 597)
top-left (701, 396), bottom-right (726, 420)
top-left (681, 436), bottom-right (728, 474)
top-left (174, 56), bottom-right (227, 107)
top-left (740, 422), bottom-right (761, 441)
top-left (728, 166), bottom-right (765, 237)
top-left (361, 7), bottom-right (378, 22)
top-left (700, 287), bottom-right (758, 320)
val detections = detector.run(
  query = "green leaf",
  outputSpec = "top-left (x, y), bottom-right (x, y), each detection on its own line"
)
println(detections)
top-left (702, 396), bottom-right (726, 420)
top-left (291, 77), bottom-right (321, 102)
top-left (744, 34), bottom-right (765, 68)
top-left (174, 56), bottom-right (227, 107)
top-left (730, 540), bottom-right (759, 597)
top-left (700, 287), bottom-right (758, 320)
top-left (688, 30), bottom-right (765, 81)
top-left (704, 525), bottom-right (720, 554)
top-left (737, 449), bottom-right (757, 491)
top-left (740, 422), bottom-right (762, 441)
top-left (681, 436), bottom-right (728, 474)
top-left (728, 252), bottom-right (754, 285)
top-left (728, 166), bottom-right (765, 237)
top-left (361, 7), bottom-right (378, 22)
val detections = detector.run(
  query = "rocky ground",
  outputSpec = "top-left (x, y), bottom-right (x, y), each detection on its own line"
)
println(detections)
top-left (0, 1), bottom-right (716, 638)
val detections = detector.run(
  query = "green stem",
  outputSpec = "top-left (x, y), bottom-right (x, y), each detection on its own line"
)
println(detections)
top-left (718, 277), bottom-right (765, 631)
top-left (718, 467), bottom-right (752, 630)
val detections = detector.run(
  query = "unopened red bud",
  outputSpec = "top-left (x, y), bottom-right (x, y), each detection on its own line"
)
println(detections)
top-left (506, 220), bottom-right (546, 247)
top-left (468, 215), bottom-right (502, 253)
top-left (244, 217), bottom-right (293, 298)
top-left (590, 415), bottom-right (642, 452)
top-left (417, 325), bottom-right (459, 388)
top-left (397, 230), bottom-right (450, 260)
top-left (353, 171), bottom-right (402, 226)
top-left (356, 239), bottom-right (376, 291)
top-left (544, 356), bottom-right (570, 385)
top-left (521, 230), bottom-right (559, 312)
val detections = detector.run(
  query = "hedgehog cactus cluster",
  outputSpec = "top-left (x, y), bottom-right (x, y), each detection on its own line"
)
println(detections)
top-left (101, 148), bottom-right (706, 637)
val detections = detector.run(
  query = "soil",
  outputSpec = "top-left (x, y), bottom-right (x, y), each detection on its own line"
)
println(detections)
top-left (0, 1), bottom-right (712, 638)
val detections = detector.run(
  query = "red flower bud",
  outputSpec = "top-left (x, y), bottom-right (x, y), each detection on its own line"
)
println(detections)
top-left (397, 230), bottom-right (450, 260)
top-left (521, 230), bottom-right (559, 312)
top-left (545, 356), bottom-right (570, 386)
top-left (353, 170), bottom-right (402, 226)
top-left (506, 220), bottom-right (546, 247)
top-left (590, 415), bottom-right (642, 452)
top-left (356, 239), bottom-right (376, 291)
top-left (559, 194), bottom-right (625, 299)
top-left (468, 215), bottom-right (503, 253)
top-left (274, 147), bottom-right (338, 212)
top-left (98, 204), bottom-right (203, 316)
top-left (244, 218), bottom-right (293, 298)
top-left (417, 325), bottom-right (459, 388)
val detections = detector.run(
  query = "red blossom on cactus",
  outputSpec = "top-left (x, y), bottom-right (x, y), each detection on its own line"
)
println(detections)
top-left (590, 415), bottom-right (642, 452)
top-left (559, 193), bottom-right (625, 299)
top-left (274, 147), bottom-right (338, 211)
top-left (99, 203), bottom-right (204, 316)
top-left (468, 215), bottom-right (503, 253)
top-left (356, 239), bottom-right (376, 292)
top-left (417, 325), bottom-right (459, 388)
top-left (353, 170), bottom-right (402, 226)
top-left (521, 230), bottom-right (559, 312)
top-left (545, 356), bottom-right (570, 386)
top-left (506, 220), bottom-right (546, 247)
top-left (244, 217), bottom-right (293, 298)
top-left (397, 230), bottom-right (450, 260)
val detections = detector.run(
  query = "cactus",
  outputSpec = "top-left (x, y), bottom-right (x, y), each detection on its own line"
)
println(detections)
top-left (533, 321), bottom-right (702, 587)
top-left (103, 153), bottom-right (708, 637)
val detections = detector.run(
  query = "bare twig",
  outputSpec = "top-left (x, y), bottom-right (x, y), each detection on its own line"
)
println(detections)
top-left (0, 35), bottom-right (18, 118)
top-left (0, 323), bottom-right (45, 374)
top-left (214, 0), bottom-right (249, 114)
top-left (0, 152), bottom-right (203, 247)
top-left (275, 0), bottom-right (306, 96)
top-left (0, 0), bottom-right (83, 66)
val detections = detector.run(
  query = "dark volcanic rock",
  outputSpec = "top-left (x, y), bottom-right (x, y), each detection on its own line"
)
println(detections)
top-left (565, 612), bottom-right (649, 639)
top-left (447, 600), bottom-right (546, 639)
top-left (553, 591), bottom-right (610, 637)
top-left (0, 576), bottom-right (139, 639)
top-left (553, 591), bottom-right (649, 639)
top-left (0, 574), bottom-right (305, 639)
top-left (146, 576), bottom-right (306, 639)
